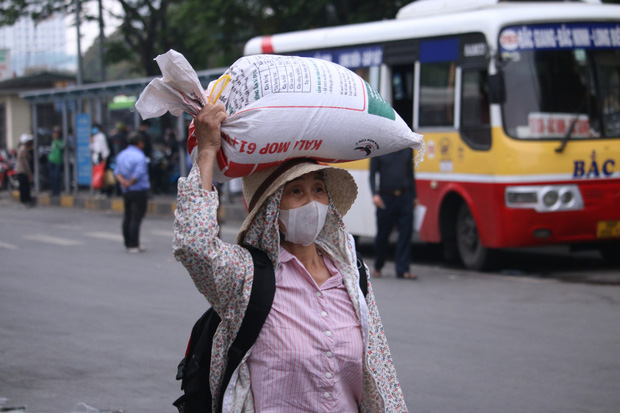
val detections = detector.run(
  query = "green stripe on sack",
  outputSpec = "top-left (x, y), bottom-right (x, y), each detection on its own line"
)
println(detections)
top-left (365, 81), bottom-right (395, 120)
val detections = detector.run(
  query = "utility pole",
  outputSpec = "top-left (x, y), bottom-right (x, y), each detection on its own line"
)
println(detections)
top-left (75, 0), bottom-right (83, 85)
top-left (98, 0), bottom-right (106, 82)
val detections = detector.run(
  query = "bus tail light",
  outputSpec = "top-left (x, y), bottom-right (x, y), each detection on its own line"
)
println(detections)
top-left (505, 185), bottom-right (584, 212)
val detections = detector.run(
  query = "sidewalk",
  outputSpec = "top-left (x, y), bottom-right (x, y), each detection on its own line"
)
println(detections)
top-left (6, 189), bottom-right (249, 223)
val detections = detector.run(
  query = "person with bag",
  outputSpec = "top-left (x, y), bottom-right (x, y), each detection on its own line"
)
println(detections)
top-left (114, 132), bottom-right (150, 253)
top-left (16, 133), bottom-right (34, 207)
top-left (90, 123), bottom-right (110, 198)
top-left (48, 126), bottom-right (65, 196)
top-left (173, 102), bottom-right (408, 412)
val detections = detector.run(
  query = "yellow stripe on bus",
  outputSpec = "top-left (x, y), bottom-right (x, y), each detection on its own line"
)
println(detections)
top-left (416, 127), bottom-right (620, 176)
top-left (329, 159), bottom-right (370, 170)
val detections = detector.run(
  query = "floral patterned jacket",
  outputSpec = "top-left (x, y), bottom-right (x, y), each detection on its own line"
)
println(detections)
top-left (173, 165), bottom-right (408, 412)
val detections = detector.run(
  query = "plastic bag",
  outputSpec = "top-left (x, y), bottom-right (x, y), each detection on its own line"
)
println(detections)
top-left (92, 163), bottom-right (105, 189)
top-left (104, 169), bottom-right (116, 187)
top-left (136, 50), bottom-right (424, 182)
top-left (134, 50), bottom-right (207, 119)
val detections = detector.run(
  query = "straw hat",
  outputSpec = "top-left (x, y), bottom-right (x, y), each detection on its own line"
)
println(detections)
top-left (237, 158), bottom-right (358, 243)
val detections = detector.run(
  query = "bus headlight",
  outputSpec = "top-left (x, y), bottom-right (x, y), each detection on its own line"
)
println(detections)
top-left (542, 189), bottom-right (559, 207)
top-left (505, 185), bottom-right (584, 212)
top-left (560, 190), bottom-right (573, 204)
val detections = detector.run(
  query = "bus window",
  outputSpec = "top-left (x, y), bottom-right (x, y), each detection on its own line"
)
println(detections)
top-left (419, 62), bottom-right (456, 128)
top-left (502, 49), bottom-right (608, 140)
top-left (595, 50), bottom-right (620, 137)
top-left (391, 64), bottom-right (414, 127)
top-left (460, 68), bottom-right (491, 149)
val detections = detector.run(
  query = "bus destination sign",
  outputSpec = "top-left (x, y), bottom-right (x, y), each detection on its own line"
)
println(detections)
top-left (499, 23), bottom-right (620, 53)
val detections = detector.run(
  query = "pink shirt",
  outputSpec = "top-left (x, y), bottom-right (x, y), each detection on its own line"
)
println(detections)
top-left (247, 247), bottom-right (364, 412)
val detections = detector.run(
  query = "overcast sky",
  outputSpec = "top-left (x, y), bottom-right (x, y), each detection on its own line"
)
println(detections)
top-left (65, 0), bottom-right (121, 56)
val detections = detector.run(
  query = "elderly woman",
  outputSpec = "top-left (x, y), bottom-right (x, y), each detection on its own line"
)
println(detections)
top-left (173, 103), bottom-right (407, 412)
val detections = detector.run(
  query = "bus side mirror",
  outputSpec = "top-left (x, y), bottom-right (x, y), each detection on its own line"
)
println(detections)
top-left (488, 72), bottom-right (505, 104)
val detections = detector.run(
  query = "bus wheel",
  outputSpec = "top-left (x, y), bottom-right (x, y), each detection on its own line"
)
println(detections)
top-left (442, 240), bottom-right (460, 267)
top-left (456, 203), bottom-right (493, 271)
top-left (598, 242), bottom-right (620, 265)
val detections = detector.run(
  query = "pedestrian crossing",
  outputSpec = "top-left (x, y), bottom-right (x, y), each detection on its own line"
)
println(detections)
top-left (23, 234), bottom-right (81, 246)
top-left (0, 241), bottom-right (18, 250)
top-left (0, 207), bottom-right (243, 251)
top-left (0, 229), bottom-right (174, 250)
top-left (84, 231), bottom-right (124, 242)
top-left (0, 225), bottom-right (241, 250)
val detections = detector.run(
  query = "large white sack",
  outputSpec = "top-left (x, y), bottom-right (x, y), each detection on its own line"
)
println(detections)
top-left (136, 50), bottom-right (424, 182)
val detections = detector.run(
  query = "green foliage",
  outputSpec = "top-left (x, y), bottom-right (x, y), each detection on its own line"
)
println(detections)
top-left (83, 32), bottom-right (144, 81)
top-left (14, 0), bottom-right (620, 80)
top-left (167, 0), bottom-right (408, 70)
top-left (0, 0), bottom-right (75, 26)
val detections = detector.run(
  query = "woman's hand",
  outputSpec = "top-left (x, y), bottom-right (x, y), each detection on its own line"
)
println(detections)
top-left (195, 103), bottom-right (227, 155)
top-left (194, 103), bottom-right (227, 189)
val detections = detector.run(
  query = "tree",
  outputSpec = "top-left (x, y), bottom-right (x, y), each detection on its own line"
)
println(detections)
top-left (0, 0), bottom-right (183, 78)
top-left (1, 0), bottom-right (408, 78)
top-left (167, 0), bottom-right (409, 69)
top-left (105, 0), bottom-right (181, 76)
top-left (0, 0), bottom-right (74, 25)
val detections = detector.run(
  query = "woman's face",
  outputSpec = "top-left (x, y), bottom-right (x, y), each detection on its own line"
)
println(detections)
top-left (280, 172), bottom-right (329, 211)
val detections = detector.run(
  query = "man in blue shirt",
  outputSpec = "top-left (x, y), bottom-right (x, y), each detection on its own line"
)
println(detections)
top-left (114, 131), bottom-right (151, 253)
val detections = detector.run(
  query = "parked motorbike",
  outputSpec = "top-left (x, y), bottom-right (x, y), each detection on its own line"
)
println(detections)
top-left (0, 150), bottom-right (19, 191)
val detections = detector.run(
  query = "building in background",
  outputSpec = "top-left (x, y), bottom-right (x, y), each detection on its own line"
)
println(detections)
top-left (0, 72), bottom-right (75, 150)
top-left (0, 14), bottom-right (73, 77)
top-left (0, 49), bottom-right (11, 81)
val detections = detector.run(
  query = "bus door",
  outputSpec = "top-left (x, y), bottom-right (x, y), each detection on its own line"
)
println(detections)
top-left (401, 34), bottom-right (497, 269)
top-left (460, 65), bottom-right (491, 150)
top-left (382, 40), bottom-right (417, 127)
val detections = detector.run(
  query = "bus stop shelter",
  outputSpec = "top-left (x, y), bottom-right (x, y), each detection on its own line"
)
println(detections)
top-left (19, 68), bottom-right (223, 194)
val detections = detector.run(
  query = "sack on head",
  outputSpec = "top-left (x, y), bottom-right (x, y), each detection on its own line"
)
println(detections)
top-left (136, 50), bottom-right (424, 182)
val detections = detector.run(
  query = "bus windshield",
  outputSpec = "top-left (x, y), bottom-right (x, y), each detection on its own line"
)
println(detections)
top-left (498, 22), bottom-right (620, 141)
top-left (502, 48), bottom-right (620, 140)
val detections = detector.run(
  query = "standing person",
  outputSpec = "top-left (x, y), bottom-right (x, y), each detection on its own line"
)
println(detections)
top-left (48, 126), bottom-right (65, 196)
top-left (16, 134), bottom-right (34, 207)
top-left (138, 120), bottom-right (154, 191)
top-left (138, 120), bottom-right (153, 159)
top-left (173, 103), bottom-right (407, 412)
top-left (107, 123), bottom-right (129, 196)
top-left (369, 148), bottom-right (418, 280)
top-left (108, 122), bottom-right (128, 163)
top-left (114, 132), bottom-right (150, 253)
top-left (90, 123), bottom-right (110, 198)
top-left (90, 123), bottom-right (110, 166)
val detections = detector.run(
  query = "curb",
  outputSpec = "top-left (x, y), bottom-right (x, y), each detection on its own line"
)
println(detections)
top-left (10, 190), bottom-right (249, 222)
top-left (21, 192), bottom-right (178, 216)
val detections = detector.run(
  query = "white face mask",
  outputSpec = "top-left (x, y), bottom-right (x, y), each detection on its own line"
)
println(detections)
top-left (279, 201), bottom-right (329, 246)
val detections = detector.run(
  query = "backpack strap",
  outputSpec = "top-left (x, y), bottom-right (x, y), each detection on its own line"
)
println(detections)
top-left (356, 251), bottom-right (368, 298)
top-left (216, 246), bottom-right (275, 411)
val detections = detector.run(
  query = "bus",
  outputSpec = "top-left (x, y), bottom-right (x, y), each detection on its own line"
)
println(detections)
top-left (244, 0), bottom-right (620, 270)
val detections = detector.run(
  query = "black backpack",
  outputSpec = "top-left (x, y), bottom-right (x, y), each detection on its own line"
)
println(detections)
top-left (173, 247), bottom-right (369, 413)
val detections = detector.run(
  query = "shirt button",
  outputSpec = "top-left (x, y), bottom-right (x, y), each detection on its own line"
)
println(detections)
top-left (326, 351), bottom-right (333, 358)
top-left (325, 331), bottom-right (332, 337)
top-left (325, 372), bottom-right (332, 378)
top-left (315, 291), bottom-right (322, 298)
top-left (321, 311), bottom-right (327, 317)
top-left (323, 392), bottom-right (330, 398)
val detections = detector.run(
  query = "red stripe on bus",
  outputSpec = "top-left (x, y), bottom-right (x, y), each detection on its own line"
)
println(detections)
top-left (261, 36), bottom-right (274, 54)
